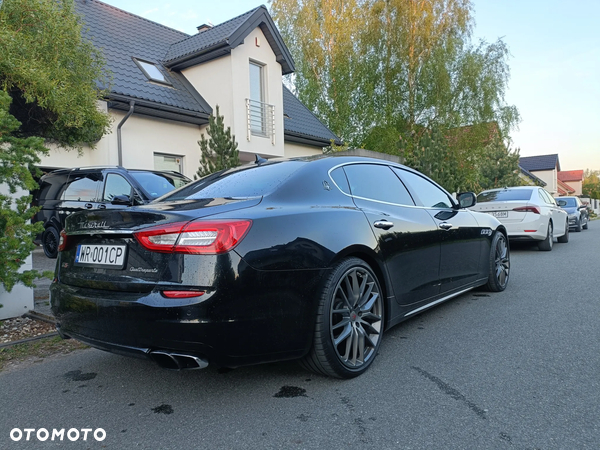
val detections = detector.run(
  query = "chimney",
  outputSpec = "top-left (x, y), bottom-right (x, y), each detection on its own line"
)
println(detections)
top-left (197, 23), bottom-right (213, 33)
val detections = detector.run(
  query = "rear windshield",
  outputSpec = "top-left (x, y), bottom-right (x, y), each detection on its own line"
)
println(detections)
top-left (130, 172), bottom-right (190, 199)
top-left (477, 189), bottom-right (532, 203)
top-left (159, 161), bottom-right (304, 201)
top-left (558, 197), bottom-right (577, 207)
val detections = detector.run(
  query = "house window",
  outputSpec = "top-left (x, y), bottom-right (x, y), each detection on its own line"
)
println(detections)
top-left (154, 153), bottom-right (183, 173)
top-left (247, 61), bottom-right (275, 143)
top-left (134, 58), bottom-right (171, 85)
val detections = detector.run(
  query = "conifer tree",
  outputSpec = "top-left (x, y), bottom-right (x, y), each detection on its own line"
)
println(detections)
top-left (0, 91), bottom-right (50, 292)
top-left (196, 106), bottom-right (240, 178)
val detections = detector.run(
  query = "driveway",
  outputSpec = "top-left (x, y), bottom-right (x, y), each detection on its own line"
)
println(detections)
top-left (5, 224), bottom-right (599, 449)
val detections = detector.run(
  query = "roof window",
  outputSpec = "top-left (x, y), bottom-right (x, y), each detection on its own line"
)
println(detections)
top-left (134, 59), bottom-right (171, 85)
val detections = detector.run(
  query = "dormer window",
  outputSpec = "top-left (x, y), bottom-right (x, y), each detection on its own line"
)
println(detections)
top-left (134, 58), bottom-right (171, 85)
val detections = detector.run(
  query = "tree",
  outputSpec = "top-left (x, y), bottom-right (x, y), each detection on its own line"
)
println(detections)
top-left (195, 106), bottom-right (240, 178)
top-left (476, 136), bottom-right (522, 191)
top-left (583, 169), bottom-right (600, 199)
top-left (0, 0), bottom-right (111, 149)
top-left (271, 0), bottom-right (520, 192)
top-left (0, 0), bottom-right (111, 292)
top-left (0, 91), bottom-right (52, 292)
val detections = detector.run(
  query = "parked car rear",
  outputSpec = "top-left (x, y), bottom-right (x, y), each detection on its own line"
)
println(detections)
top-left (470, 186), bottom-right (569, 251)
top-left (32, 167), bottom-right (190, 258)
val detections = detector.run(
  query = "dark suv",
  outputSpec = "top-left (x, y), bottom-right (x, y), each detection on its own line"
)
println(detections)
top-left (32, 166), bottom-right (190, 257)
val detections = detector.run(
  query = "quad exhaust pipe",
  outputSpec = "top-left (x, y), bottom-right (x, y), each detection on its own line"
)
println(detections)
top-left (150, 351), bottom-right (208, 370)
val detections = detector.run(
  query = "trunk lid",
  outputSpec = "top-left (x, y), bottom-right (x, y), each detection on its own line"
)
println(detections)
top-left (58, 197), bottom-right (260, 291)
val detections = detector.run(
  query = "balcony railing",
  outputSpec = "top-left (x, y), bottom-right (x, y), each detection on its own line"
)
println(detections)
top-left (246, 98), bottom-right (275, 145)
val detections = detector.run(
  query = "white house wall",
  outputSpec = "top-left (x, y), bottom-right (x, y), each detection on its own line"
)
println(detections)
top-left (283, 142), bottom-right (323, 157)
top-left (183, 27), bottom-right (286, 159)
top-left (38, 104), bottom-right (204, 179)
top-left (532, 169), bottom-right (557, 194)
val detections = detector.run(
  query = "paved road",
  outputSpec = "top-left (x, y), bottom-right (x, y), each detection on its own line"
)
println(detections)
top-left (2, 225), bottom-right (599, 449)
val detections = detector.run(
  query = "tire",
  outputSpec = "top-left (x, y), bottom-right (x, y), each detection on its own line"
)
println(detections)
top-left (575, 218), bottom-right (582, 232)
top-left (583, 216), bottom-right (589, 230)
top-left (300, 257), bottom-right (384, 379)
top-left (538, 222), bottom-right (553, 251)
top-left (557, 221), bottom-right (569, 243)
top-left (484, 232), bottom-right (510, 292)
top-left (42, 226), bottom-right (60, 259)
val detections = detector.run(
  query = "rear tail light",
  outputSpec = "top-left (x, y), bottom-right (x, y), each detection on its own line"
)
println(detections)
top-left (58, 229), bottom-right (67, 252)
top-left (134, 219), bottom-right (252, 254)
top-left (513, 206), bottom-right (540, 214)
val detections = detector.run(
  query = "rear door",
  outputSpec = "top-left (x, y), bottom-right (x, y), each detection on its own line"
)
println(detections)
top-left (396, 168), bottom-right (485, 294)
top-left (340, 163), bottom-right (442, 305)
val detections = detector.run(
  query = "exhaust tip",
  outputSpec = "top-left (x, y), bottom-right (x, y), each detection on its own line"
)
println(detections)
top-left (150, 351), bottom-right (208, 370)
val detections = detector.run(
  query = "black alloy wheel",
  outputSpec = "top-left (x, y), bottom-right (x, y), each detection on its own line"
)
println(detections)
top-left (42, 226), bottom-right (60, 259)
top-left (485, 232), bottom-right (510, 292)
top-left (301, 258), bottom-right (384, 378)
top-left (538, 222), bottom-right (553, 251)
top-left (575, 217), bottom-right (582, 232)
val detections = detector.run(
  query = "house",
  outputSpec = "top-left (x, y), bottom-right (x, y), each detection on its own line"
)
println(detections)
top-left (38, 1), bottom-right (340, 178)
top-left (519, 154), bottom-right (560, 195)
top-left (518, 166), bottom-right (547, 187)
top-left (557, 170), bottom-right (584, 196)
top-left (557, 179), bottom-right (576, 196)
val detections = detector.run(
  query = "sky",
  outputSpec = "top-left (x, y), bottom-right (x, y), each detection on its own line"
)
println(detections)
top-left (100, 0), bottom-right (600, 171)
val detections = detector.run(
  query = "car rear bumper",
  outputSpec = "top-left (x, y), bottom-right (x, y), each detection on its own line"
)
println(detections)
top-left (50, 267), bottom-right (327, 368)
top-left (503, 220), bottom-right (547, 241)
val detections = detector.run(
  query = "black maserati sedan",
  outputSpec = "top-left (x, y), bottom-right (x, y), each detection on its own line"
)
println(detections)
top-left (51, 155), bottom-right (510, 378)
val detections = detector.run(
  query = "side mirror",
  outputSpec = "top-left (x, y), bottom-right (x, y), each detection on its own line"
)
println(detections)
top-left (457, 192), bottom-right (476, 209)
top-left (111, 194), bottom-right (133, 206)
top-left (557, 200), bottom-right (567, 207)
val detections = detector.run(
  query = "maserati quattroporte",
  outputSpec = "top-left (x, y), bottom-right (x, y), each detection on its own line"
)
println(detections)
top-left (51, 155), bottom-right (510, 378)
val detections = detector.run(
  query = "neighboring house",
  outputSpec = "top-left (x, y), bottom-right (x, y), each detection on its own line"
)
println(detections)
top-left (518, 166), bottom-right (547, 187)
top-left (519, 154), bottom-right (560, 195)
top-left (557, 179), bottom-right (576, 196)
top-left (557, 170), bottom-right (584, 196)
top-left (38, 1), bottom-right (340, 178)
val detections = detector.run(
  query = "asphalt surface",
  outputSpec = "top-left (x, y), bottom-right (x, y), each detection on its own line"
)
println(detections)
top-left (2, 223), bottom-right (599, 449)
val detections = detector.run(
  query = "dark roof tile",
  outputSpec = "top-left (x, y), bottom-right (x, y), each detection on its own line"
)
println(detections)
top-left (75, 0), bottom-right (209, 116)
top-left (519, 154), bottom-right (560, 172)
top-left (282, 85), bottom-right (341, 146)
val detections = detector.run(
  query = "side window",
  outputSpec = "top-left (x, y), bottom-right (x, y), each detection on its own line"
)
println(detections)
top-left (330, 167), bottom-right (350, 194)
top-left (395, 169), bottom-right (453, 209)
top-left (103, 174), bottom-right (133, 202)
top-left (63, 173), bottom-right (101, 202)
top-left (343, 164), bottom-right (415, 206)
top-left (539, 189), bottom-right (555, 205)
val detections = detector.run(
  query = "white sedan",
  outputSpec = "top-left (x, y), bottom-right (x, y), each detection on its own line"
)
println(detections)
top-left (471, 186), bottom-right (569, 251)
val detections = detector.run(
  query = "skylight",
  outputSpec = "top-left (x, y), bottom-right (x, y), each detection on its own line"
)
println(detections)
top-left (134, 59), bottom-right (170, 85)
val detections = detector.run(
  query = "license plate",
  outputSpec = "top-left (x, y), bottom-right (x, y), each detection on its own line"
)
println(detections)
top-left (75, 244), bottom-right (127, 268)
top-left (490, 211), bottom-right (508, 218)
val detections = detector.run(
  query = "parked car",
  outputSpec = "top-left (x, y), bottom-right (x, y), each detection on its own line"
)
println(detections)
top-left (556, 196), bottom-right (589, 232)
top-left (32, 167), bottom-right (190, 258)
top-left (471, 186), bottom-right (569, 251)
top-left (51, 156), bottom-right (510, 378)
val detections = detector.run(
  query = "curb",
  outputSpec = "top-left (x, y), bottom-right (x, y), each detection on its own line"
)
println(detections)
top-left (25, 311), bottom-right (56, 324)
top-left (0, 332), bottom-right (60, 349)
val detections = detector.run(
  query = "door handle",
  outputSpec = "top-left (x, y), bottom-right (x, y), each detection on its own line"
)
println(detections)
top-left (439, 222), bottom-right (453, 230)
top-left (374, 220), bottom-right (394, 230)
top-left (84, 203), bottom-right (94, 209)
top-left (98, 204), bottom-right (106, 209)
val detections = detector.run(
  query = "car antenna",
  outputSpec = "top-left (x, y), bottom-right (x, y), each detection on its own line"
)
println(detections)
top-left (255, 154), bottom-right (268, 165)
